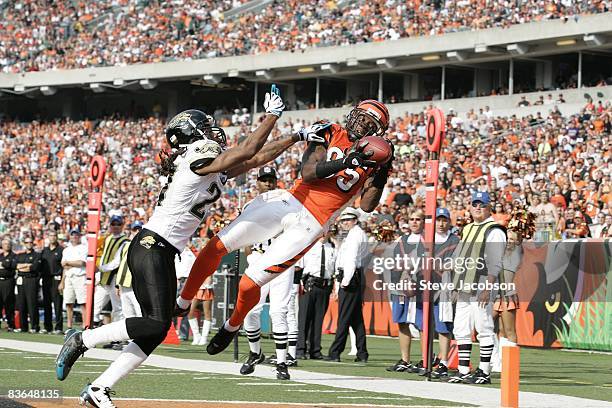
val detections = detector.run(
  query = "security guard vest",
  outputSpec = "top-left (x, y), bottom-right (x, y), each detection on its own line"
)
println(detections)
top-left (99, 234), bottom-right (129, 286)
top-left (452, 220), bottom-right (504, 292)
top-left (115, 241), bottom-right (132, 288)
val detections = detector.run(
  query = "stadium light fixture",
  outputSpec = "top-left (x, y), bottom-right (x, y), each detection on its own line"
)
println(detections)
top-left (203, 74), bottom-right (222, 84)
top-left (556, 39), bottom-right (576, 46)
top-left (507, 43), bottom-right (528, 55)
top-left (14, 84), bottom-right (25, 92)
top-left (376, 59), bottom-right (396, 69)
top-left (446, 51), bottom-right (467, 61)
top-left (474, 44), bottom-right (489, 53)
top-left (421, 55), bottom-right (440, 61)
top-left (139, 79), bottom-right (158, 90)
top-left (227, 69), bottom-right (239, 77)
top-left (113, 78), bottom-right (125, 87)
top-left (297, 67), bottom-right (315, 73)
top-left (90, 83), bottom-right (105, 93)
top-left (40, 86), bottom-right (57, 96)
top-left (255, 70), bottom-right (274, 80)
top-left (583, 34), bottom-right (604, 46)
top-left (346, 58), bottom-right (359, 67)
top-left (321, 63), bottom-right (339, 73)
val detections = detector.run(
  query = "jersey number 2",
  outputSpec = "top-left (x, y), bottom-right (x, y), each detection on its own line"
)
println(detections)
top-left (190, 182), bottom-right (221, 220)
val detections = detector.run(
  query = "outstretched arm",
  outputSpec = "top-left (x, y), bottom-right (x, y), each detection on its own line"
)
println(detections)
top-left (226, 133), bottom-right (300, 179)
top-left (194, 114), bottom-right (278, 176)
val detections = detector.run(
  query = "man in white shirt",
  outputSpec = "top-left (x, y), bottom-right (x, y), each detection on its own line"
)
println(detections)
top-left (325, 208), bottom-right (369, 363)
top-left (60, 229), bottom-right (87, 331)
top-left (295, 234), bottom-right (336, 359)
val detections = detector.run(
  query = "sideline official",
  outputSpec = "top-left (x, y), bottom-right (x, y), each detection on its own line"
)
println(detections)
top-left (16, 236), bottom-right (43, 333)
top-left (326, 208), bottom-right (368, 363)
top-left (448, 192), bottom-right (506, 385)
top-left (296, 234), bottom-right (336, 359)
top-left (0, 237), bottom-right (17, 331)
top-left (41, 230), bottom-right (64, 334)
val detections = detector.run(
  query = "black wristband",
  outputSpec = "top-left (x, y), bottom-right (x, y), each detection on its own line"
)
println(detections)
top-left (315, 159), bottom-right (347, 179)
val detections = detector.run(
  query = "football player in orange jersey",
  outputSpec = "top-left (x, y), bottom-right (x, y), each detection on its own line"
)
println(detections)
top-left (177, 100), bottom-right (394, 355)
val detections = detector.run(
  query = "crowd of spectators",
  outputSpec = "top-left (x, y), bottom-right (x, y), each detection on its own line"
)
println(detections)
top-left (1, 97), bottom-right (610, 255)
top-left (1, 0), bottom-right (608, 73)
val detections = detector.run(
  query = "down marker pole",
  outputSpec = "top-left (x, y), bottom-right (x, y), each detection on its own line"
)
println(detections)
top-left (422, 108), bottom-right (445, 379)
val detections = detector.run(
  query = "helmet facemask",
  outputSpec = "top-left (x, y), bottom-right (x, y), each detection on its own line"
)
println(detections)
top-left (346, 108), bottom-right (385, 141)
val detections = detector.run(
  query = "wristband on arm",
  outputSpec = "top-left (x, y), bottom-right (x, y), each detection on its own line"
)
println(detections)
top-left (315, 159), bottom-right (347, 179)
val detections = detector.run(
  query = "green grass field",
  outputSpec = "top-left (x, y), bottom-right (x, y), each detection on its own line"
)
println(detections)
top-left (1, 330), bottom-right (611, 404)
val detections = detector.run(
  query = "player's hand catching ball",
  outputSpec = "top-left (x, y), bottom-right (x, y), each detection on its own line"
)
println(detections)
top-left (297, 121), bottom-right (331, 143)
top-left (344, 141), bottom-right (377, 169)
top-left (263, 84), bottom-right (285, 117)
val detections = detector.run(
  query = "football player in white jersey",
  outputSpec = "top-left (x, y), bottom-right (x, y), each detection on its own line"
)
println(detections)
top-left (240, 166), bottom-right (299, 380)
top-left (55, 86), bottom-right (322, 407)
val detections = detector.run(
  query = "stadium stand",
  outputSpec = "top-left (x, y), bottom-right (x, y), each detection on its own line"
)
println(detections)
top-left (0, 0), bottom-right (608, 72)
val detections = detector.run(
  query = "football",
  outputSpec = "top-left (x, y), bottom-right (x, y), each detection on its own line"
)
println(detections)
top-left (358, 135), bottom-right (392, 164)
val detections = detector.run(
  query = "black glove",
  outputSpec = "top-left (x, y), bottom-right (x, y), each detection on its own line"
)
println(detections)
top-left (173, 302), bottom-right (190, 318)
top-left (343, 141), bottom-right (377, 169)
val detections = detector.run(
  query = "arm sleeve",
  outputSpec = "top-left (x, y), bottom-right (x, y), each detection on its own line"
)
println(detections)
top-left (99, 242), bottom-right (126, 272)
top-left (484, 228), bottom-right (507, 278)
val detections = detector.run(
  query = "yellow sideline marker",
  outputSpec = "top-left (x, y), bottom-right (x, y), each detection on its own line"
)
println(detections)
top-left (501, 345), bottom-right (520, 408)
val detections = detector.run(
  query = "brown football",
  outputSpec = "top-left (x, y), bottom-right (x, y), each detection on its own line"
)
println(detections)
top-left (358, 136), bottom-right (392, 164)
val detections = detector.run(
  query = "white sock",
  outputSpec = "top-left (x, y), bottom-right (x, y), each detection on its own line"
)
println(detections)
top-left (224, 320), bottom-right (239, 332)
top-left (94, 342), bottom-right (148, 389)
top-left (276, 347), bottom-right (287, 364)
top-left (249, 339), bottom-right (261, 354)
top-left (440, 359), bottom-right (448, 367)
top-left (82, 320), bottom-right (130, 349)
top-left (201, 320), bottom-right (211, 343)
top-left (188, 318), bottom-right (200, 337)
top-left (288, 344), bottom-right (297, 358)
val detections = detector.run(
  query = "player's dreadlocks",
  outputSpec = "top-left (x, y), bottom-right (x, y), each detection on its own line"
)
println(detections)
top-left (159, 147), bottom-right (186, 177)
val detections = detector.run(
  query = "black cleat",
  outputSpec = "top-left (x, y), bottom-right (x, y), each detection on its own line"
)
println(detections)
top-left (56, 329), bottom-right (88, 381)
top-left (286, 354), bottom-right (298, 367)
top-left (408, 360), bottom-right (423, 373)
top-left (447, 371), bottom-right (472, 383)
top-left (466, 368), bottom-right (491, 384)
top-left (431, 363), bottom-right (449, 379)
top-left (276, 362), bottom-right (290, 380)
top-left (240, 351), bottom-right (265, 375)
top-left (386, 359), bottom-right (410, 372)
top-left (206, 323), bottom-right (238, 355)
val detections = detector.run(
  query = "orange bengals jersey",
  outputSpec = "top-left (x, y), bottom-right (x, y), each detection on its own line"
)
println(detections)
top-left (289, 123), bottom-right (374, 225)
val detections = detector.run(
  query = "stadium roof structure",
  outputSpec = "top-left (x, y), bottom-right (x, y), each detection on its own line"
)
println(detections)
top-left (0, 12), bottom-right (611, 94)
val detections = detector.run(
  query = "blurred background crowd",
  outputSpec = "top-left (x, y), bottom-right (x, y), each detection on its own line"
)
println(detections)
top-left (1, 0), bottom-right (608, 73)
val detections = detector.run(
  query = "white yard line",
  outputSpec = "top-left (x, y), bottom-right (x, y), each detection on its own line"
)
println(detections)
top-left (1, 339), bottom-right (609, 408)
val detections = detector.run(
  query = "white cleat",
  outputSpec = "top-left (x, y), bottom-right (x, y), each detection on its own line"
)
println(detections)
top-left (191, 334), bottom-right (201, 346)
top-left (197, 336), bottom-right (207, 346)
top-left (79, 383), bottom-right (116, 408)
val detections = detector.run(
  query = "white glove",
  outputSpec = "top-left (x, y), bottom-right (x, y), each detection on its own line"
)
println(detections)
top-left (263, 84), bottom-right (285, 117)
top-left (297, 122), bottom-right (331, 143)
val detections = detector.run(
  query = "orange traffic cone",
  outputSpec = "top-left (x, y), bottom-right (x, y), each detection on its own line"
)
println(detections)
top-left (447, 339), bottom-right (459, 369)
top-left (162, 321), bottom-right (180, 345)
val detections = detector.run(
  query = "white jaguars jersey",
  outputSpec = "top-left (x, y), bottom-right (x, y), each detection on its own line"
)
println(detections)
top-left (145, 139), bottom-right (227, 251)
